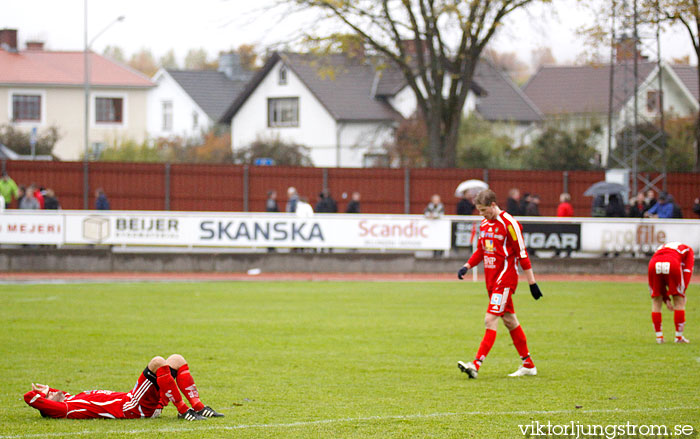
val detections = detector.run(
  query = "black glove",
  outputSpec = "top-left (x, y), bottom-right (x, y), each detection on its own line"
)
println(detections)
top-left (457, 266), bottom-right (468, 280)
top-left (529, 283), bottom-right (543, 300)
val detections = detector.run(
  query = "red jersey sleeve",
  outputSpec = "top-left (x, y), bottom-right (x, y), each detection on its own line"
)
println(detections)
top-left (502, 212), bottom-right (531, 270)
top-left (24, 390), bottom-right (68, 418)
top-left (467, 245), bottom-right (483, 268)
top-left (681, 246), bottom-right (695, 291)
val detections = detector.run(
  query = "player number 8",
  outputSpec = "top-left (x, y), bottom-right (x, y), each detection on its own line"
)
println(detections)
top-left (655, 262), bottom-right (670, 274)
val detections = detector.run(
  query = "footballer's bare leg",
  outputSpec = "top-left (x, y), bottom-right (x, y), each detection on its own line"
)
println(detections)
top-left (503, 313), bottom-right (537, 377)
top-left (167, 354), bottom-right (224, 418)
top-left (672, 296), bottom-right (689, 343)
top-left (651, 296), bottom-right (666, 343)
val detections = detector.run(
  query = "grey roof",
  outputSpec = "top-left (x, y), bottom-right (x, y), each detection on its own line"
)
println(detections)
top-left (670, 64), bottom-right (698, 100)
top-left (522, 62), bottom-right (658, 115)
top-left (220, 51), bottom-right (486, 123)
top-left (473, 60), bottom-right (542, 123)
top-left (167, 69), bottom-right (252, 121)
top-left (279, 52), bottom-right (401, 122)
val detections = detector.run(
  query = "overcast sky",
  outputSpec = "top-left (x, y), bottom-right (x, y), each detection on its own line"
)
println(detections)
top-left (3, 0), bottom-right (695, 68)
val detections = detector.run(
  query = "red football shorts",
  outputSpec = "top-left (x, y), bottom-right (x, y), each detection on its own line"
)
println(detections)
top-left (122, 370), bottom-right (162, 419)
top-left (648, 255), bottom-right (685, 298)
top-left (487, 284), bottom-right (516, 316)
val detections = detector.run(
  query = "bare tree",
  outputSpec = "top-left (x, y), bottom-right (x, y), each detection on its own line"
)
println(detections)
top-left (659, 0), bottom-right (700, 170)
top-left (284, 0), bottom-right (545, 167)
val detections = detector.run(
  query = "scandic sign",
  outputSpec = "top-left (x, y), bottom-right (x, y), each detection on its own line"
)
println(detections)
top-left (59, 213), bottom-right (452, 250)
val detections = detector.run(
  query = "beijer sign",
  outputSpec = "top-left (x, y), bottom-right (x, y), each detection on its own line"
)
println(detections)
top-left (200, 220), bottom-right (324, 241)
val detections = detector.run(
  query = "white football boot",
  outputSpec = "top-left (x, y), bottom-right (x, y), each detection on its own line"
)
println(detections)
top-left (457, 361), bottom-right (478, 379)
top-left (508, 366), bottom-right (537, 377)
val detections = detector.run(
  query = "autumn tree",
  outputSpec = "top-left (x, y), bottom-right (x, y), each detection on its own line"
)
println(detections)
top-left (159, 49), bottom-right (179, 69)
top-left (483, 48), bottom-right (530, 83)
top-left (283, 0), bottom-right (547, 168)
top-left (236, 44), bottom-right (260, 71)
top-left (128, 48), bottom-right (158, 76)
top-left (103, 45), bottom-right (126, 63)
top-left (185, 48), bottom-right (217, 70)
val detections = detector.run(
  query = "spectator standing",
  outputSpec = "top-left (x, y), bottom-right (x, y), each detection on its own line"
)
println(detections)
top-left (605, 194), bottom-right (626, 217)
top-left (456, 191), bottom-right (475, 215)
top-left (30, 184), bottom-right (44, 209)
top-left (424, 194), bottom-right (445, 219)
top-left (43, 189), bottom-right (60, 210)
top-left (556, 193), bottom-right (574, 217)
top-left (315, 189), bottom-right (338, 213)
top-left (645, 192), bottom-right (673, 219)
top-left (95, 188), bottom-right (111, 210)
top-left (693, 198), bottom-right (700, 218)
top-left (628, 191), bottom-right (647, 218)
top-left (19, 188), bottom-right (40, 210)
top-left (519, 193), bottom-right (531, 216)
top-left (345, 192), bottom-right (361, 213)
top-left (286, 187), bottom-right (299, 213)
top-left (506, 188), bottom-right (522, 216)
top-left (425, 194), bottom-right (445, 257)
top-left (524, 195), bottom-right (540, 216)
top-left (295, 196), bottom-right (314, 218)
top-left (266, 190), bottom-right (279, 213)
top-left (645, 189), bottom-right (657, 211)
top-left (0, 171), bottom-right (19, 208)
top-left (16, 186), bottom-right (26, 208)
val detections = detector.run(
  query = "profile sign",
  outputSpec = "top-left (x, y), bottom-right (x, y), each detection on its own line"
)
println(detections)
top-left (83, 217), bottom-right (110, 243)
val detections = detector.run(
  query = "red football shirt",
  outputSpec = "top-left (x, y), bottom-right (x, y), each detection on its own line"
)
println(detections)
top-left (24, 389), bottom-right (129, 419)
top-left (467, 210), bottom-right (532, 291)
top-left (649, 242), bottom-right (695, 295)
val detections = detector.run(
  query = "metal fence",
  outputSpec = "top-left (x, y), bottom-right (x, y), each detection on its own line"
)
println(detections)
top-left (3, 160), bottom-right (699, 217)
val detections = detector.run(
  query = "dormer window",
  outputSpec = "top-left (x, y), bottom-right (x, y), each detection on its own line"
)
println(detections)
top-left (279, 65), bottom-right (287, 85)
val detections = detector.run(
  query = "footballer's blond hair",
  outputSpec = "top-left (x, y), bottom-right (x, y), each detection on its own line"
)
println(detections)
top-left (474, 189), bottom-right (497, 207)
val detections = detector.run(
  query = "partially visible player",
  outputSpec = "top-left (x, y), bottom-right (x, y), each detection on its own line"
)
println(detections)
top-left (24, 354), bottom-right (223, 420)
top-left (648, 242), bottom-right (694, 344)
top-left (456, 189), bottom-right (543, 379)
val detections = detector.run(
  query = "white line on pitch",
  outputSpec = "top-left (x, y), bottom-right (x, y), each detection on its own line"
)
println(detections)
top-left (2, 406), bottom-right (698, 439)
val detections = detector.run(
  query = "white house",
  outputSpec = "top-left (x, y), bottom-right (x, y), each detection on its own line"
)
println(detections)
top-left (523, 61), bottom-right (699, 165)
top-left (221, 52), bottom-right (543, 167)
top-left (148, 53), bottom-right (252, 140)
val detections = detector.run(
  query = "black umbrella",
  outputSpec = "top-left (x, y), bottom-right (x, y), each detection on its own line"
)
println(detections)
top-left (583, 181), bottom-right (627, 197)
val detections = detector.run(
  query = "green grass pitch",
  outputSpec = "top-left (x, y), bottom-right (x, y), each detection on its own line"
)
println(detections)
top-left (0, 280), bottom-right (698, 438)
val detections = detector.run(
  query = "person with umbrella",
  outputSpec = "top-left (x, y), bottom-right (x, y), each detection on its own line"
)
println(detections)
top-left (454, 180), bottom-right (487, 215)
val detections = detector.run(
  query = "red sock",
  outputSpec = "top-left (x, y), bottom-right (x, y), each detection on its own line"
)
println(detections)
top-left (175, 364), bottom-right (204, 411)
top-left (674, 310), bottom-right (685, 335)
top-left (652, 312), bottom-right (663, 334)
top-left (156, 366), bottom-right (188, 414)
top-left (474, 329), bottom-right (497, 370)
top-left (509, 325), bottom-right (535, 368)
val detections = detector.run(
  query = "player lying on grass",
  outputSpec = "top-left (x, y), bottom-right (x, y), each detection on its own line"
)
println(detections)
top-left (456, 189), bottom-right (543, 379)
top-left (648, 242), bottom-right (694, 344)
top-left (24, 354), bottom-right (223, 421)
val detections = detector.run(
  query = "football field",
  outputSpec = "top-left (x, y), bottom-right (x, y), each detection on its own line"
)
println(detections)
top-left (1, 280), bottom-right (698, 438)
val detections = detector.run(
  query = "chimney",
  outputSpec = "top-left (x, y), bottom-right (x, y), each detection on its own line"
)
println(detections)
top-left (26, 41), bottom-right (44, 51)
top-left (218, 52), bottom-right (248, 81)
top-left (0, 28), bottom-right (18, 52)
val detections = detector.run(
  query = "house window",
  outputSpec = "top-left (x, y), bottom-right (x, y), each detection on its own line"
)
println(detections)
top-left (95, 97), bottom-right (123, 123)
top-left (192, 111), bottom-right (199, 130)
top-left (646, 90), bottom-right (662, 113)
top-left (12, 94), bottom-right (41, 122)
top-left (363, 153), bottom-right (390, 168)
top-left (268, 97), bottom-right (299, 127)
top-left (162, 101), bottom-right (173, 131)
top-left (279, 65), bottom-right (287, 85)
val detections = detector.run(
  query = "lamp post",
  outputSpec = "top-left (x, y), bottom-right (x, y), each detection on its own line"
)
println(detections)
top-left (83, 0), bottom-right (124, 208)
